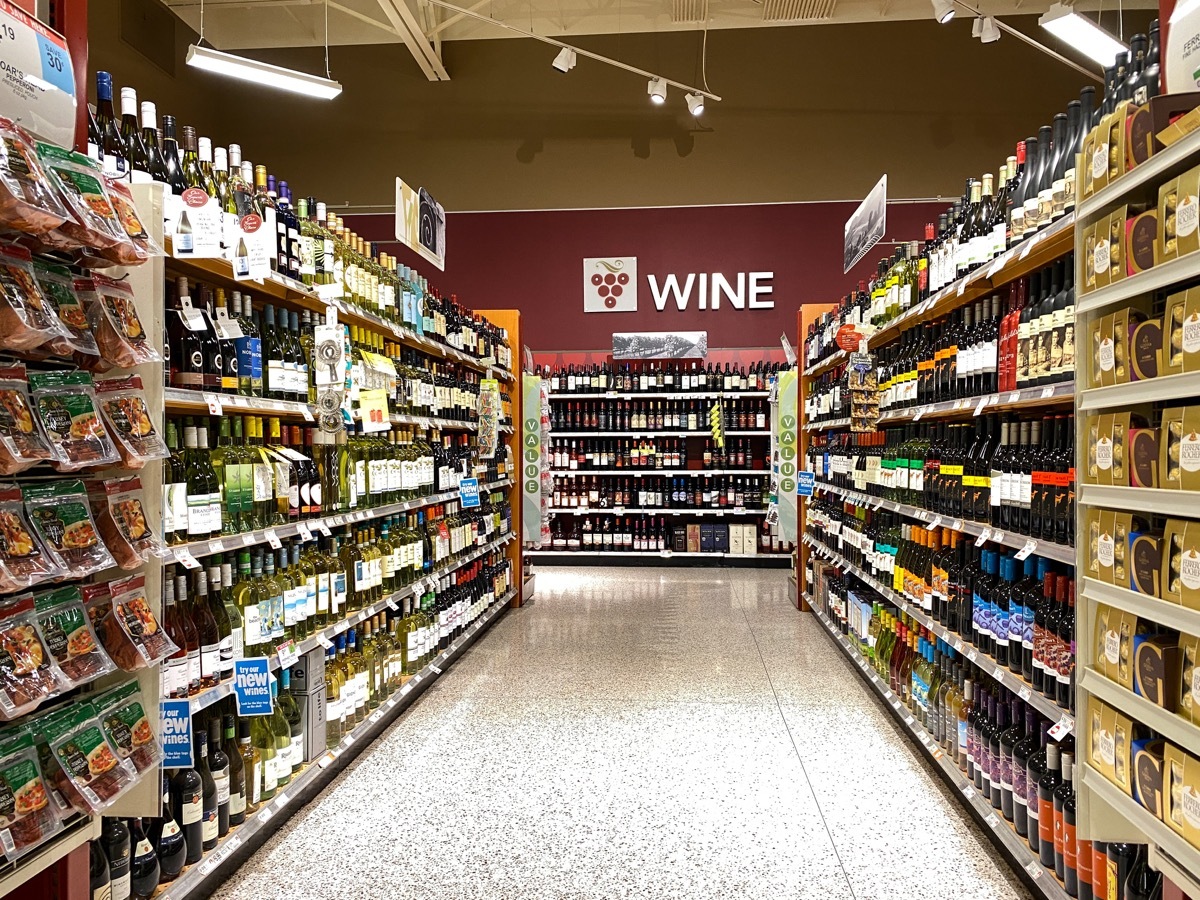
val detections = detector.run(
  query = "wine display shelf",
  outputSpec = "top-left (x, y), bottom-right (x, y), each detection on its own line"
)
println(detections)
top-left (803, 213), bottom-right (1077, 379)
top-left (812, 480), bottom-right (1076, 565)
top-left (802, 534), bottom-right (1074, 730)
top-left (804, 381), bottom-right (1075, 433)
top-left (526, 549), bottom-right (791, 567)
top-left (551, 430), bottom-right (769, 438)
top-left (181, 531), bottom-right (516, 718)
top-left (163, 238), bottom-right (512, 381)
top-left (164, 477), bottom-right (512, 566)
top-left (808, 599), bottom-right (1072, 900)
top-left (550, 469), bottom-right (771, 478)
top-left (547, 506), bottom-right (768, 516)
top-left (547, 390), bottom-right (770, 400)
top-left (154, 586), bottom-right (518, 900)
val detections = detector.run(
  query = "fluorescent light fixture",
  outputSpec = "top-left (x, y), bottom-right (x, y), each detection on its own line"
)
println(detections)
top-left (981, 16), bottom-right (1001, 43)
top-left (552, 47), bottom-right (577, 72)
top-left (1038, 3), bottom-right (1126, 66)
top-left (686, 92), bottom-right (705, 116)
top-left (931, 0), bottom-right (955, 24)
top-left (648, 77), bottom-right (667, 105)
top-left (186, 44), bottom-right (343, 99)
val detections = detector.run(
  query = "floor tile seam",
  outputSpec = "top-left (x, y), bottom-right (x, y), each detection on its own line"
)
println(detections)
top-left (741, 609), bottom-right (859, 900)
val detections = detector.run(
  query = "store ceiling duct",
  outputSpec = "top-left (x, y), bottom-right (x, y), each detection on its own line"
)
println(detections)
top-left (186, 44), bottom-right (343, 99)
top-left (759, 0), bottom-right (838, 22)
top-left (930, 0), bottom-right (955, 23)
top-left (1038, 2), bottom-right (1127, 65)
top-left (552, 47), bottom-right (577, 72)
top-left (648, 77), bottom-right (667, 104)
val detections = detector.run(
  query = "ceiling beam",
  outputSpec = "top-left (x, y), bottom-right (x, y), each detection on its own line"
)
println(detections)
top-left (376, 0), bottom-right (451, 79)
top-left (327, 0), bottom-right (402, 36)
top-left (426, 0), bottom-right (491, 36)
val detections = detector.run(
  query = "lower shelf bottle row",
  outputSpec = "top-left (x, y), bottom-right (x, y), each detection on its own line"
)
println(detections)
top-left (806, 584), bottom-right (1162, 900)
top-left (91, 584), bottom-right (516, 900)
top-left (547, 517), bottom-right (786, 555)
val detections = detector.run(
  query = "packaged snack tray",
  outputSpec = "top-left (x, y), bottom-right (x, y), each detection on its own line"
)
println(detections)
top-left (0, 365), bottom-right (57, 474)
top-left (31, 258), bottom-right (99, 360)
top-left (43, 701), bottom-right (137, 813)
top-left (30, 372), bottom-right (120, 472)
top-left (0, 486), bottom-right (59, 592)
top-left (95, 376), bottom-right (168, 469)
top-left (23, 480), bottom-right (115, 579)
top-left (33, 587), bottom-right (115, 687)
top-left (0, 243), bottom-right (70, 353)
top-left (81, 275), bottom-right (159, 370)
top-left (92, 680), bottom-right (160, 775)
top-left (0, 595), bottom-right (66, 721)
top-left (0, 119), bottom-right (69, 235)
top-left (0, 731), bottom-right (62, 862)
top-left (86, 577), bottom-right (176, 672)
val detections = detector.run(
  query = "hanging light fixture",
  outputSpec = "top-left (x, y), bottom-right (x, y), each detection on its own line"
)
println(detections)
top-left (930, 0), bottom-right (956, 24)
top-left (980, 16), bottom-right (1001, 42)
top-left (648, 77), bottom-right (667, 105)
top-left (686, 92), bottom-right (705, 116)
top-left (1038, 2), bottom-right (1126, 66)
top-left (552, 47), bottom-right (577, 72)
top-left (186, 0), bottom-right (342, 99)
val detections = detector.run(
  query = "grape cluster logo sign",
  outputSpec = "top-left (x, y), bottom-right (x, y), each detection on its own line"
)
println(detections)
top-left (584, 257), bottom-right (637, 312)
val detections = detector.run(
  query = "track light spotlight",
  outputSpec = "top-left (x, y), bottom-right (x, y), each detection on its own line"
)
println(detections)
top-left (980, 16), bottom-right (1001, 42)
top-left (552, 47), bottom-right (577, 72)
top-left (648, 77), bottom-right (667, 105)
top-left (686, 92), bottom-right (705, 116)
top-left (972, 16), bottom-right (982, 36)
top-left (930, 0), bottom-right (956, 24)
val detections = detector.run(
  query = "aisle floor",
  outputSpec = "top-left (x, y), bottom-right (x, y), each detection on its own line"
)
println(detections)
top-left (214, 568), bottom-right (1032, 900)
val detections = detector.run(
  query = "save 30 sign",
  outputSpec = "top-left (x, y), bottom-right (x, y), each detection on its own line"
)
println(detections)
top-left (0, 0), bottom-right (77, 148)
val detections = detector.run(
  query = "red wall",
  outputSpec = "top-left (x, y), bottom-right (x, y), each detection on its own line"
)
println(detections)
top-left (348, 200), bottom-right (944, 352)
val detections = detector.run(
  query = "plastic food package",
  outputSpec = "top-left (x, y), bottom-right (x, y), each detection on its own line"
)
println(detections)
top-left (0, 731), bottom-right (62, 862)
top-left (31, 259), bottom-right (99, 360)
top-left (35, 144), bottom-right (134, 256)
top-left (81, 275), bottom-right (159, 370)
top-left (95, 376), bottom-right (168, 469)
top-left (0, 595), bottom-right (67, 721)
top-left (0, 487), bottom-right (58, 592)
top-left (43, 701), bottom-right (138, 813)
top-left (0, 366), bottom-right (57, 475)
top-left (0, 119), bottom-right (70, 235)
top-left (30, 372), bottom-right (120, 472)
top-left (88, 477), bottom-right (165, 570)
top-left (92, 680), bottom-right (160, 775)
top-left (87, 576), bottom-right (176, 672)
top-left (33, 587), bottom-right (115, 687)
top-left (0, 243), bottom-right (71, 353)
top-left (23, 481), bottom-right (116, 579)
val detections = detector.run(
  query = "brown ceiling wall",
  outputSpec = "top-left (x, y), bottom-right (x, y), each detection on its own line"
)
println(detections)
top-left (92, 4), bottom-right (1153, 212)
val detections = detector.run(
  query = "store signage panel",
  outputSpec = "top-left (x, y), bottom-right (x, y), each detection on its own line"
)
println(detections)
top-left (395, 177), bottom-right (446, 271)
top-left (776, 369), bottom-right (799, 544)
top-left (160, 700), bottom-right (194, 769)
top-left (844, 174), bottom-right (887, 274)
top-left (0, 0), bottom-right (76, 148)
top-left (583, 255), bottom-right (774, 313)
top-left (613, 331), bottom-right (708, 360)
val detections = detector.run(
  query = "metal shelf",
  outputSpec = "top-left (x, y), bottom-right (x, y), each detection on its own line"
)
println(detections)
top-left (1078, 371), bottom-right (1200, 410)
top-left (1077, 251), bottom-right (1200, 316)
top-left (547, 506), bottom-right (767, 517)
top-left (813, 480), bottom-right (1076, 565)
top-left (804, 381), bottom-right (1074, 432)
top-left (1077, 127), bottom-right (1200, 221)
top-left (1077, 484), bottom-right (1200, 518)
top-left (527, 549), bottom-right (789, 560)
top-left (183, 532), bottom-right (516, 717)
top-left (1080, 764), bottom-right (1200, 872)
top-left (164, 388), bottom-right (316, 419)
top-left (804, 350), bottom-right (849, 378)
top-left (808, 603), bottom-right (1072, 900)
top-left (155, 586), bottom-right (517, 900)
top-left (802, 535), bottom-right (1074, 730)
top-left (167, 478), bottom-right (512, 565)
top-left (547, 390), bottom-right (769, 400)
top-left (1080, 577), bottom-right (1200, 640)
top-left (550, 468), bottom-right (770, 477)
top-left (1080, 668), bottom-right (1200, 759)
top-left (551, 430), bottom-right (769, 438)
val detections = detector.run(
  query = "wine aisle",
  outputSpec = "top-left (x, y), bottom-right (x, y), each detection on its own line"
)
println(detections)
top-left (208, 568), bottom-right (1029, 900)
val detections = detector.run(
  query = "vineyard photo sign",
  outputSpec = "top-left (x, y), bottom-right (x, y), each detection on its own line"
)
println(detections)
top-left (613, 331), bottom-right (708, 360)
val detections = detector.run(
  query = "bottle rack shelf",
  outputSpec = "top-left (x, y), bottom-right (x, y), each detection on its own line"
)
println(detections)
top-left (547, 506), bottom-right (768, 517)
top-left (550, 469), bottom-right (771, 478)
top-left (1078, 370), bottom-right (1200, 410)
top-left (181, 531), bottom-right (516, 718)
top-left (153, 585), bottom-right (518, 900)
top-left (165, 478), bottom-right (513, 566)
top-left (525, 549), bottom-right (791, 567)
top-left (803, 213), bottom-right (1076, 379)
top-left (812, 480), bottom-right (1076, 565)
top-left (807, 599), bottom-right (1071, 900)
top-left (547, 390), bottom-right (770, 400)
top-left (801, 534), bottom-right (1074, 730)
top-left (551, 430), bottom-right (769, 438)
top-left (804, 381), bottom-right (1075, 432)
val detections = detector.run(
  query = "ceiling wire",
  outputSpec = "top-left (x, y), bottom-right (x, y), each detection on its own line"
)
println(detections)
top-left (701, 0), bottom-right (711, 94)
top-left (325, 0), bottom-right (332, 78)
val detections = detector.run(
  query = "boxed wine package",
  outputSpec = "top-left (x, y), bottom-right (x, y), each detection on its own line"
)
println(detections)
top-left (1164, 742), bottom-right (1200, 845)
top-left (1087, 697), bottom-right (1140, 795)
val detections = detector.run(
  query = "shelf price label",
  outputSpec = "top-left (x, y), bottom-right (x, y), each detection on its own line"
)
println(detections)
top-left (1048, 714), bottom-right (1073, 741)
top-left (1015, 539), bottom-right (1038, 561)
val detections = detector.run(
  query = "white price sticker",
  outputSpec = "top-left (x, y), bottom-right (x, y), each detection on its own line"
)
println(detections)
top-left (1041, 386), bottom-right (1055, 399)
top-left (994, 666), bottom-right (1005, 683)
top-left (967, 649), bottom-right (978, 662)
top-left (318, 753), bottom-right (335, 769)
top-left (1019, 686), bottom-right (1032, 700)
top-left (985, 813), bottom-right (1000, 829)
top-left (1015, 539), bottom-right (1037, 561)
top-left (176, 549), bottom-right (200, 570)
top-left (316, 634), bottom-right (334, 650)
top-left (317, 521), bottom-right (332, 536)
top-left (203, 392), bottom-right (223, 415)
top-left (297, 523), bottom-right (313, 542)
top-left (242, 534), bottom-right (257, 546)
top-left (276, 640), bottom-right (300, 670)
top-left (430, 664), bottom-right (443, 675)
top-left (1048, 714), bottom-right (1074, 740)
top-left (1025, 861), bottom-right (1043, 880)
top-left (957, 279), bottom-right (968, 296)
top-left (1007, 392), bottom-right (1020, 404)
top-left (385, 596), bottom-right (399, 610)
top-left (974, 396), bottom-right (989, 416)
top-left (926, 516), bottom-right (943, 531)
top-left (913, 406), bottom-right (927, 422)
top-left (951, 639), bottom-right (963, 652)
top-left (208, 540), bottom-right (225, 555)
top-left (265, 530), bottom-right (282, 549)
top-left (974, 528), bottom-right (992, 547)
top-left (962, 785), bottom-right (975, 799)
top-left (302, 406), bottom-right (315, 422)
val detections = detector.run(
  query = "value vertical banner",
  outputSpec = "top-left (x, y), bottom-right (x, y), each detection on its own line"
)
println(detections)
top-left (776, 369), bottom-right (799, 544)
top-left (522, 374), bottom-right (544, 543)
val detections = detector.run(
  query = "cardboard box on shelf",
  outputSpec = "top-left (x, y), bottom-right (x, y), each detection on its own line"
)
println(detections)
top-left (1164, 742), bottom-right (1200, 845)
top-left (1087, 698), bottom-right (1139, 796)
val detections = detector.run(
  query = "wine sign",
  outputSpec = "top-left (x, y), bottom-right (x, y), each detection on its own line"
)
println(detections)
top-left (395, 177), bottom-right (446, 271)
top-left (0, 0), bottom-right (76, 148)
top-left (844, 174), bottom-right (887, 274)
top-left (170, 186), bottom-right (223, 258)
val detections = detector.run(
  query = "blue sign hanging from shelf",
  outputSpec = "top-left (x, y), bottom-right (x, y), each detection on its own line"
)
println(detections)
top-left (459, 477), bottom-right (480, 508)
top-left (233, 658), bottom-right (274, 716)
top-left (160, 700), bottom-right (193, 769)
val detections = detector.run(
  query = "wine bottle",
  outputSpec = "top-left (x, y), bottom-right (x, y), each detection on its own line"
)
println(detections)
top-left (169, 760), bottom-right (203, 864)
top-left (100, 817), bottom-right (131, 900)
top-left (90, 839), bottom-right (111, 900)
top-left (128, 818), bottom-right (160, 900)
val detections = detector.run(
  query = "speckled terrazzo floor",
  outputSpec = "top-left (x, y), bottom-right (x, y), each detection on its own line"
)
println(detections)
top-left (210, 568), bottom-right (1033, 900)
